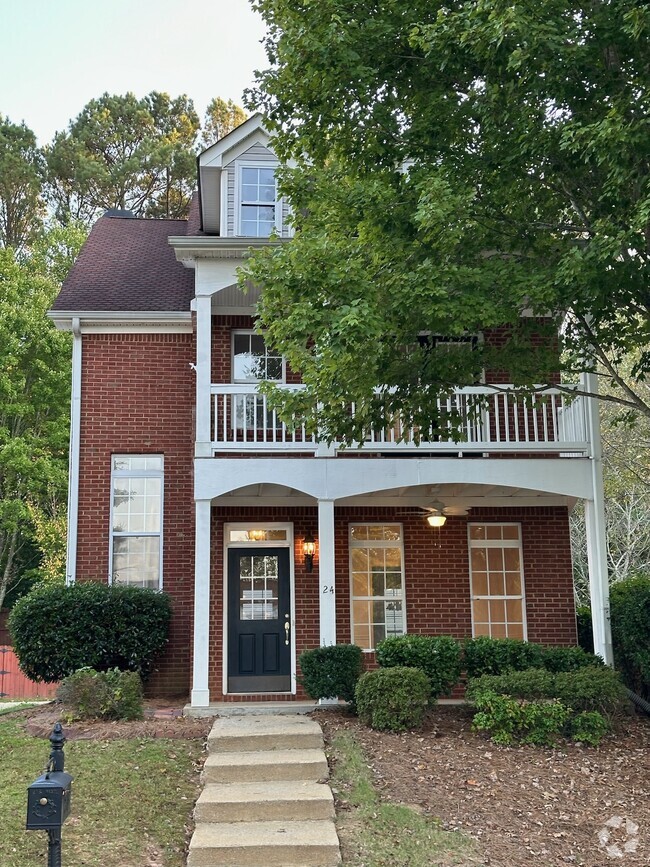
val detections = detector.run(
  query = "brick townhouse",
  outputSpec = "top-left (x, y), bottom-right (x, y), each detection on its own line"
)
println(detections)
top-left (49, 115), bottom-right (612, 708)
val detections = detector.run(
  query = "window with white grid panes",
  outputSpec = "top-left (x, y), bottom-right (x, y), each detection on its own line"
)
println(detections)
top-left (239, 166), bottom-right (278, 237)
top-left (238, 553), bottom-right (279, 620)
top-left (350, 524), bottom-right (405, 651)
top-left (110, 455), bottom-right (163, 589)
top-left (468, 523), bottom-right (526, 639)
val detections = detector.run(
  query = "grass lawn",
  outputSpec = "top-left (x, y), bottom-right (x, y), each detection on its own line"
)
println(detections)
top-left (330, 731), bottom-right (479, 866)
top-left (1, 717), bottom-right (204, 867)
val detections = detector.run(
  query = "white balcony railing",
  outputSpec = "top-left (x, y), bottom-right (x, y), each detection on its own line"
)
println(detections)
top-left (210, 383), bottom-right (591, 455)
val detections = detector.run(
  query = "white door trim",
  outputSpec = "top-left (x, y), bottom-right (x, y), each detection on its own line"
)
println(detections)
top-left (222, 522), bottom-right (296, 695)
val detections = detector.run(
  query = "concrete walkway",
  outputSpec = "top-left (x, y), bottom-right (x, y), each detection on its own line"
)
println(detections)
top-left (188, 714), bottom-right (341, 866)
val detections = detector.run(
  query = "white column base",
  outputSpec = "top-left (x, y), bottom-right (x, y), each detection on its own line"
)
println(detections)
top-left (191, 689), bottom-right (211, 708)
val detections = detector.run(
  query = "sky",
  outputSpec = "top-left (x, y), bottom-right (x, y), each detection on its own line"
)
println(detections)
top-left (0, 0), bottom-right (269, 144)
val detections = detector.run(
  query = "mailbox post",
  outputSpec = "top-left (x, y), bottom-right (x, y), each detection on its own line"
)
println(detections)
top-left (27, 723), bottom-right (73, 867)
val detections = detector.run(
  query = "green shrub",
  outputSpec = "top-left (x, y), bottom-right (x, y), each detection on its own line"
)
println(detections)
top-left (553, 666), bottom-right (629, 718)
top-left (576, 606), bottom-right (594, 653)
top-left (471, 690), bottom-right (571, 746)
top-left (466, 668), bottom-right (555, 703)
top-left (376, 634), bottom-right (461, 697)
top-left (462, 636), bottom-right (545, 678)
top-left (541, 645), bottom-right (604, 673)
top-left (9, 582), bottom-right (172, 682)
top-left (57, 668), bottom-right (144, 720)
top-left (610, 576), bottom-right (650, 699)
top-left (355, 667), bottom-right (431, 732)
top-left (298, 644), bottom-right (363, 703)
top-left (569, 711), bottom-right (609, 746)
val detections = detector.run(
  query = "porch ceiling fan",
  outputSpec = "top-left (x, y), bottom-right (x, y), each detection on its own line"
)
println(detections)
top-left (417, 500), bottom-right (470, 526)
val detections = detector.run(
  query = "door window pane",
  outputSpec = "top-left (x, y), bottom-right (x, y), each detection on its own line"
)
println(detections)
top-left (239, 555), bottom-right (279, 620)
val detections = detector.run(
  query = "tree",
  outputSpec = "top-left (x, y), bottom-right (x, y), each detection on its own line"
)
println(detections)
top-left (0, 224), bottom-right (86, 609)
top-left (243, 0), bottom-right (650, 441)
top-left (44, 92), bottom-right (200, 224)
top-left (200, 97), bottom-right (247, 149)
top-left (0, 116), bottom-right (44, 251)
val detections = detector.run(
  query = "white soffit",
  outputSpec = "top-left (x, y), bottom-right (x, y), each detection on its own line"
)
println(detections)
top-left (47, 310), bottom-right (193, 334)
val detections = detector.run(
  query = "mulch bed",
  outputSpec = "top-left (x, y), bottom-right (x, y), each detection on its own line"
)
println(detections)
top-left (8, 700), bottom-right (213, 741)
top-left (315, 706), bottom-right (650, 867)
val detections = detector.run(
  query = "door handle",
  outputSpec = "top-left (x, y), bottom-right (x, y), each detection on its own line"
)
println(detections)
top-left (284, 617), bottom-right (290, 646)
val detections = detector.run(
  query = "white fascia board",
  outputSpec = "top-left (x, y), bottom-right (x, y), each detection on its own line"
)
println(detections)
top-left (47, 310), bottom-right (193, 333)
top-left (169, 236), bottom-right (285, 266)
top-left (196, 456), bottom-right (595, 503)
top-left (199, 114), bottom-right (269, 168)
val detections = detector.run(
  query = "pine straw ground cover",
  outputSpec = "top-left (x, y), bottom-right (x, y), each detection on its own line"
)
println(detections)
top-left (316, 705), bottom-right (650, 867)
top-left (1, 701), bottom-right (211, 867)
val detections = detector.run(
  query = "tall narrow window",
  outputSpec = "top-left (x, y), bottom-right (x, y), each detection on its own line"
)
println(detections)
top-left (468, 523), bottom-right (526, 639)
top-left (350, 524), bottom-right (405, 650)
top-left (239, 166), bottom-right (278, 237)
top-left (110, 455), bottom-right (163, 589)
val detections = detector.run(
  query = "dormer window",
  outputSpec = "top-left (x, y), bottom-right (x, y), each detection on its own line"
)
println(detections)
top-left (239, 166), bottom-right (279, 237)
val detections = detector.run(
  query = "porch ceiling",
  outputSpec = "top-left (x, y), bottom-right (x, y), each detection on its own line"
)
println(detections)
top-left (212, 482), bottom-right (574, 510)
top-left (211, 281), bottom-right (260, 312)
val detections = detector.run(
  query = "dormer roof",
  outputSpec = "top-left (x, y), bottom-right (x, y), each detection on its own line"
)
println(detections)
top-left (198, 113), bottom-right (273, 235)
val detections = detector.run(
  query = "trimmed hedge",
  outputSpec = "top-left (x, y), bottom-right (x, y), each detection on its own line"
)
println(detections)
top-left (462, 636), bottom-right (545, 678)
top-left (466, 665), bottom-right (629, 719)
top-left (57, 668), bottom-right (144, 720)
top-left (576, 606), bottom-right (594, 653)
top-left (540, 645), bottom-right (604, 673)
top-left (9, 582), bottom-right (172, 682)
top-left (471, 691), bottom-right (571, 746)
top-left (610, 576), bottom-right (650, 699)
top-left (355, 666), bottom-right (431, 731)
top-left (376, 634), bottom-right (461, 697)
top-left (298, 644), bottom-right (363, 703)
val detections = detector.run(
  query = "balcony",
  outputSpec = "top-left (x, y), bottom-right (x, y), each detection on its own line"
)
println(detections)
top-left (210, 384), bottom-right (591, 456)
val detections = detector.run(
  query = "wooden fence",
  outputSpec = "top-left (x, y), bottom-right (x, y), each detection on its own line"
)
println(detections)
top-left (0, 612), bottom-right (58, 700)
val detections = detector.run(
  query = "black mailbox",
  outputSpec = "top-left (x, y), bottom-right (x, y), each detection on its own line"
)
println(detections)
top-left (26, 770), bottom-right (73, 831)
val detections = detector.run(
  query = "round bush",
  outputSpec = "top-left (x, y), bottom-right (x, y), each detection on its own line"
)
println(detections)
top-left (355, 666), bottom-right (431, 731)
top-left (57, 668), bottom-right (144, 721)
top-left (541, 645), bottom-right (604, 673)
top-left (376, 634), bottom-right (461, 697)
top-left (9, 582), bottom-right (172, 682)
top-left (298, 644), bottom-right (363, 703)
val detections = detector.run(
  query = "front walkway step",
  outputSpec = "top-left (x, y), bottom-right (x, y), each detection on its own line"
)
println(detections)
top-left (203, 747), bottom-right (329, 783)
top-left (187, 819), bottom-right (341, 867)
top-left (195, 780), bottom-right (334, 823)
top-left (208, 714), bottom-right (323, 752)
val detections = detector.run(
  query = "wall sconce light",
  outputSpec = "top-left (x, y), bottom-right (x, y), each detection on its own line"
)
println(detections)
top-left (303, 534), bottom-right (316, 572)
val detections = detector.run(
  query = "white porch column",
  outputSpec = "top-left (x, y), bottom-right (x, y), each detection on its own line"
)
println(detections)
top-left (195, 295), bottom-right (212, 458)
top-left (318, 499), bottom-right (337, 647)
top-left (191, 497), bottom-right (212, 707)
top-left (584, 373), bottom-right (614, 664)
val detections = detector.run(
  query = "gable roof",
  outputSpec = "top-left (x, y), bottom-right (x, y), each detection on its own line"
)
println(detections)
top-left (51, 214), bottom-right (195, 313)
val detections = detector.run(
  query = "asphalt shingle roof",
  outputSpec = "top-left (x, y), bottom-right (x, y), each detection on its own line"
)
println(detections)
top-left (52, 214), bottom-right (195, 312)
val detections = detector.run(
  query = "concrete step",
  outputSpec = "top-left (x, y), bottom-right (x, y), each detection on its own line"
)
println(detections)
top-left (203, 748), bottom-right (329, 783)
top-left (195, 780), bottom-right (334, 823)
top-left (187, 819), bottom-right (341, 867)
top-left (208, 714), bottom-right (324, 752)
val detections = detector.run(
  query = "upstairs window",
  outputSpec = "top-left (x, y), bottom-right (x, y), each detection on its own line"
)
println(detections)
top-left (232, 331), bottom-right (284, 383)
top-left (239, 166), bottom-right (278, 237)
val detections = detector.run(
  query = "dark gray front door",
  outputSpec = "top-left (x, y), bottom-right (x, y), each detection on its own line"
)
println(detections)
top-left (227, 547), bottom-right (291, 692)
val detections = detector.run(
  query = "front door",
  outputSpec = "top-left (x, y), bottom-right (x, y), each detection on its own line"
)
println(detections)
top-left (227, 547), bottom-right (291, 692)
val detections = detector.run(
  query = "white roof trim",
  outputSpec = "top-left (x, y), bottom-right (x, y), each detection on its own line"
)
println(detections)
top-left (48, 310), bottom-right (193, 333)
top-left (199, 114), bottom-right (269, 169)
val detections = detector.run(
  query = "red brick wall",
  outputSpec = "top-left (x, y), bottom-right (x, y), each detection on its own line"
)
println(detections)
top-left (206, 504), bottom-right (576, 702)
top-left (76, 332), bottom-right (196, 696)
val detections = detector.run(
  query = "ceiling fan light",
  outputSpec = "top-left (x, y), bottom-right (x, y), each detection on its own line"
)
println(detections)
top-left (426, 512), bottom-right (447, 528)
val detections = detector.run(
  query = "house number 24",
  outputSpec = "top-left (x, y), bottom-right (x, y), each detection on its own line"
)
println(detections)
top-left (322, 585), bottom-right (335, 594)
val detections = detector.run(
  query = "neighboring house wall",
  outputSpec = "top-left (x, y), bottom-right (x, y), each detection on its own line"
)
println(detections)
top-left (76, 332), bottom-right (196, 695)
top-left (205, 504), bottom-right (576, 703)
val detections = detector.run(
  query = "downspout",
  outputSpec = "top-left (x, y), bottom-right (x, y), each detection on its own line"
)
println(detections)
top-left (65, 318), bottom-right (82, 585)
